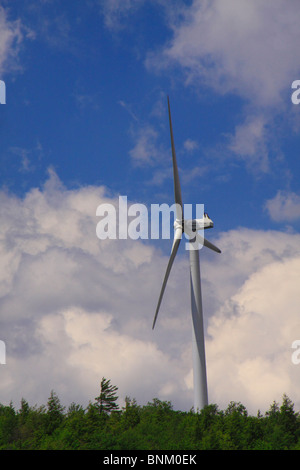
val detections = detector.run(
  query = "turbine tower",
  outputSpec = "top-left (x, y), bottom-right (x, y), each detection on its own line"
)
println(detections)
top-left (152, 96), bottom-right (221, 411)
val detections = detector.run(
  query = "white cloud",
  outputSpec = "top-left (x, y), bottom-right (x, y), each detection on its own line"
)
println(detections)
top-left (183, 138), bottom-right (199, 152)
top-left (128, 106), bottom-right (207, 186)
top-left (206, 254), bottom-right (300, 413)
top-left (146, 0), bottom-right (300, 171)
top-left (0, 170), bottom-right (192, 409)
top-left (129, 125), bottom-right (163, 166)
top-left (265, 190), bottom-right (300, 222)
top-left (1, 173), bottom-right (300, 414)
top-left (33, 307), bottom-right (181, 408)
top-left (150, 0), bottom-right (300, 107)
top-left (0, 6), bottom-right (26, 75)
top-left (228, 114), bottom-right (270, 173)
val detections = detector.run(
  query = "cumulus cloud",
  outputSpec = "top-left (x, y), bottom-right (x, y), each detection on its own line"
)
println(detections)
top-left (207, 253), bottom-right (300, 413)
top-left (265, 190), bottom-right (300, 222)
top-left (1, 171), bottom-right (300, 414)
top-left (150, 0), bottom-right (300, 107)
top-left (129, 125), bottom-right (162, 166)
top-left (203, 228), bottom-right (300, 414)
top-left (0, 170), bottom-right (192, 409)
top-left (228, 114), bottom-right (270, 173)
top-left (146, 0), bottom-right (300, 171)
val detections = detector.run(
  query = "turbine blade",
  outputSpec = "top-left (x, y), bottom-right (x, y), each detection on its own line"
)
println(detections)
top-left (152, 236), bottom-right (181, 329)
top-left (195, 233), bottom-right (221, 253)
top-left (168, 96), bottom-right (183, 220)
top-left (171, 225), bottom-right (183, 252)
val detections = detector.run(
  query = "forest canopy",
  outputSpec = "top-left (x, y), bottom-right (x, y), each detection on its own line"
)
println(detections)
top-left (0, 378), bottom-right (299, 450)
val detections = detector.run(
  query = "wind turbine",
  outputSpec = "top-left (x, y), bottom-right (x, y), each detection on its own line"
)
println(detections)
top-left (152, 96), bottom-right (221, 411)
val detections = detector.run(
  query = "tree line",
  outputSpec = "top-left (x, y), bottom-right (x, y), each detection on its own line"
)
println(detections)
top-left (0, 377), bottom-right (300, 450)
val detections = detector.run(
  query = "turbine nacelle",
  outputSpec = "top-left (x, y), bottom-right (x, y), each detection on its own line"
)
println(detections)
top-left (172, 216), bottom-right (220, 254)
top-left (174, 213), bottom-right (214, 234)
top-left (173, 214), bottom-right (214, 248)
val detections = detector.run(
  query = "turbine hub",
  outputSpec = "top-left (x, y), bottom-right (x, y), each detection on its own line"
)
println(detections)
top-left (174, 218), bottom-right (184, 232)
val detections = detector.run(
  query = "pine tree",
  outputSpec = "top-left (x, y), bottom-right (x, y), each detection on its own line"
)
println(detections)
top-left (45, 390), bottom-right (65, 434)
top-left (18, 398), bottom-right (30, 426)
top-left (95, 377), bottom-right (119, 415)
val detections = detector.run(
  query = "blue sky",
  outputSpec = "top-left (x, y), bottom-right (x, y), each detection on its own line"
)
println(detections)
top-left (1, 1), bottom-right (300, 414)
top-left (3, 0), bottom-right (300, 235)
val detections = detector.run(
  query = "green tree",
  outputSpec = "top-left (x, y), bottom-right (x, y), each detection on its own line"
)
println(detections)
top-left (18, 398), bottom-right (30, 425)
top-left (45, 390), bottom-right (65, 435)
top-left (263, 395), bottom-right (299, 449)
top-left (59, 402), bottom-right (86, 449)
top-left (279, 394), bottom-right (298, 436)
top-left (1, 381), bottom-right (300, 450)
top-left (135, 399), bottom-right (176, 450)
top-left (195, 404), bottom-right (223, 449)
top-left (0, 403), bottom-right (18, 449)
top-left (95, 377), bottom-right (119, 415)
top-left (223, 401), bottom-right (249, 449)
top-left (121, 396), bottom-right (140, 429)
